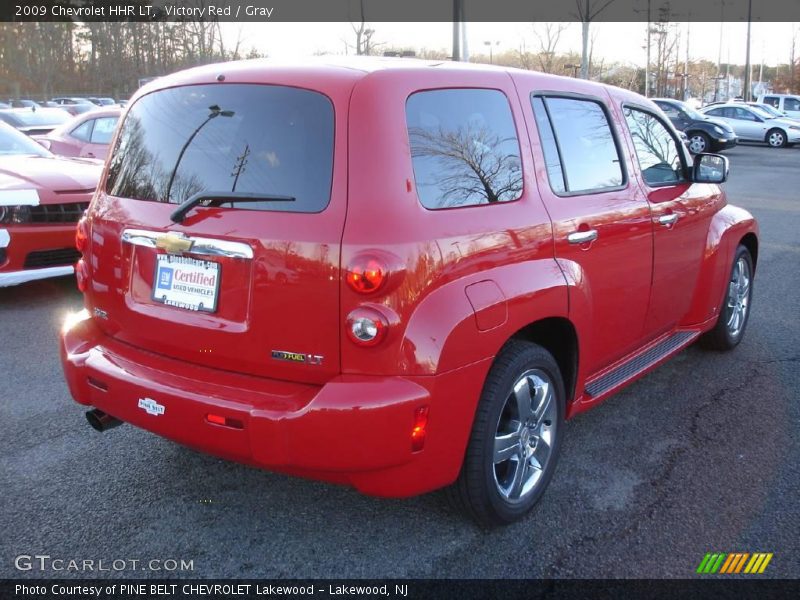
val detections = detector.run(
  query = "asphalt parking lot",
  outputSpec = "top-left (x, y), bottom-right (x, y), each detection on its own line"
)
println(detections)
top-left (1, 143), bottom-right (798, 580)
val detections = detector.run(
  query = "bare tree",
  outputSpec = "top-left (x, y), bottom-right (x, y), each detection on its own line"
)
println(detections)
top-left (533, 23), bottom-right (567, 74)
top-left (574, 0), bottom-right (616, 79)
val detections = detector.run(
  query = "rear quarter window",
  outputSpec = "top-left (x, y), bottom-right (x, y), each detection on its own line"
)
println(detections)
top-left (105, 84), bottom-right (335, 213)
top-left (405, 88), bottom-right (523, 209)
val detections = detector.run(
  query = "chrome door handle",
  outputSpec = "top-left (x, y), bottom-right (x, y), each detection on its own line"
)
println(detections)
top-left (657, 214), bottom-right (679, 226)
top-left (567, 229), bottom-right (598, 244)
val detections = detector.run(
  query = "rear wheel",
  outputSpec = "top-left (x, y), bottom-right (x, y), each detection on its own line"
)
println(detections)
top-left (766, 128), bottom-right (787, 148)
top-left (448, 340), bottom-right (565, 526)
top-left (700, 245), bottom-right (754, 350)
top-left (687, 132), bottom-right (710, 154)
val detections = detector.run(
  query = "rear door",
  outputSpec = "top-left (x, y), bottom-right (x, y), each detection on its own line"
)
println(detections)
top-left (516, 82), bottom-right (654, 374)
top-left (87, 78), bottom-right (352, 384)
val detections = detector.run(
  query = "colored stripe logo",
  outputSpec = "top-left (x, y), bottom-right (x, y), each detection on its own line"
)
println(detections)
top-left (697, 552), bottom-right (773, 574)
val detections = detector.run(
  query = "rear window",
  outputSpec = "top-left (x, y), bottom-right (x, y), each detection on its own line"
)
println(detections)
top-left (105, 84), bottom-right (334, 213)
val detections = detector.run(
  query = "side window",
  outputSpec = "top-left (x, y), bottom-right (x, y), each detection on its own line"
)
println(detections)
top-left (763, 96), bottom-right (779, 108)
top-left (784, 98), bottom-right (800, 111)
top-left (70, 120), bottom-right (93, 142)
top-left (705, 108), bottom-right (725, 117)
top-left (656, 102), bottom-right (680, 119)
top-left (90, 117), bottom-right (118, 144)
top-left (530, 95), bottom-right (624, 194)
top-left (734, 108), bottom-right (757, 121)
top-left (623, 107), bottom-right (684, 186)
top-left (405, 89), bottom-right (523, 209)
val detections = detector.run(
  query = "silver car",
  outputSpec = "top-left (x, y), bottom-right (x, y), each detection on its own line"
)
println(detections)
top-left (700, 103), bottom-right (800, 148)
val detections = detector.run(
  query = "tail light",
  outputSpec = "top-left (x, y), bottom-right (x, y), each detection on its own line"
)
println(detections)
top-left (411, 406), bottom-right (429, 452)
top-left (75, 217), bottom-right (89, 254)
top-left (346, 257), bottom-right (386, 294)
top-left (346, 306), bottom-right (389, 346)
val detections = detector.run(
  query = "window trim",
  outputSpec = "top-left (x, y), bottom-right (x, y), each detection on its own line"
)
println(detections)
top-left (530, 90), bottom-right (629, 198)
top-left (404, 86), bottom-right (526, 212)
top-left (621, 101), bottom-right (690, 188)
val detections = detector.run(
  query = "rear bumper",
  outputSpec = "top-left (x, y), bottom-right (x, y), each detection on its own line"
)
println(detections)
top-left (0, 264), bottom-right (74, 287)
top-left (60, 311), bottom-right (490, 497)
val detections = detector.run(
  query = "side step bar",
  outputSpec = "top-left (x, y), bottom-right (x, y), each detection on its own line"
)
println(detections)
top-left (584, 331), bottom-right (698, 398)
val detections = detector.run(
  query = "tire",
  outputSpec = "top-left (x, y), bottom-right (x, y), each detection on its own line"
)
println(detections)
top-left (766, 128), bottom-right (788, 148)
top-left (447, 340), bottom-right (565, 526)
top-left (687, 131), bottom-right (710, 154)
top-left (700, 245), bottom-right (754, 351)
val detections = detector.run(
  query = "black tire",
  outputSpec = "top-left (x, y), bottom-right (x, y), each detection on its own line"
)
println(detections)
top-left (700, 244), bottom-right (754, 351)
top-left (687, 131), bottom-right (711, 154)
top-left (766, 128), bottom-right (788, 148)
top-left (447, 340), bottom-right (565, 526)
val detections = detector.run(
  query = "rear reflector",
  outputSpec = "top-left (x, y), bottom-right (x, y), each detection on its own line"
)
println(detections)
top-left (205, 414), bottom-right (244, 430)
top-left (411, 406), bottom-right (429, 452)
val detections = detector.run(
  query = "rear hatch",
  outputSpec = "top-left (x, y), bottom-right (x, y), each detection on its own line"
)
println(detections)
top-left (86, 79), bottom-right (350, 384)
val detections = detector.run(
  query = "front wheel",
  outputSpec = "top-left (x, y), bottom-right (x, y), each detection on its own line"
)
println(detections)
top-left (687, 132), bottom-right (710, 154)
top-left (766, 128), bottom-right (788, 148)
top-left (700, 245), bottom-right (754, 350)
top-left (447, 340), bottom-right (565, 526)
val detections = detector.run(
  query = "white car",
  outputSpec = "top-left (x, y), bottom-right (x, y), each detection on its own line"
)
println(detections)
top-left (699, 103), bottom-right (800, 148)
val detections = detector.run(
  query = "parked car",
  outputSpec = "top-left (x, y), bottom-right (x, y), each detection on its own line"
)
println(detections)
top-left (87, 97), bottom-right (117, 106)
top-left (745, 101), bottom-right (800, 125)
top-left (0, 107), bottom-right (73, 135)
top-left (7, 99), bottom-right (41, 109)
top-left (61, 58), bottom-right (758, 525)
top-left (652, 97), bottom-right (737, 153)
top-left (700, 102), bottom-right (800, 147)
top-left (51, 97), bottom-right (96, 116)
top-left (0, 121), bottom-right (101, 287)
top-left (34, 108), bottom-right (121, 160)
top-left (757, 93), bottom-right (800, 119)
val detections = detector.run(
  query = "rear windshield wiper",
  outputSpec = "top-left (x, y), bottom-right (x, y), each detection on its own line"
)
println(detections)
top-left (170, 191), bottom-right (296, 223)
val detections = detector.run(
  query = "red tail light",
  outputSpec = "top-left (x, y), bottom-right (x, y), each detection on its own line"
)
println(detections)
top-left (411, 406), bottom-right (429, 452)
top-left (206, 413), bottom-right (244, 429)
top-left (346, 258), bottom-right (386, 294)
top-left (75, 218), bottom-right (89, 254)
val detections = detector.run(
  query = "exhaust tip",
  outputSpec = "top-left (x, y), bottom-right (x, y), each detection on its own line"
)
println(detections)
top-left (85, 409), bottom-right (123, 432)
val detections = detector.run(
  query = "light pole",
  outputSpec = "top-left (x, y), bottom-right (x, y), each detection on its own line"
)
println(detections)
top-left (165, 105), bottom-right (234, 202)
top-left (483, 40), bottom-right (499, 65)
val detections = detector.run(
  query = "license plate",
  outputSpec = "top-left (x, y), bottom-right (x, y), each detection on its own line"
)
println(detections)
top-left (152, 254), bottom-right (220, 313)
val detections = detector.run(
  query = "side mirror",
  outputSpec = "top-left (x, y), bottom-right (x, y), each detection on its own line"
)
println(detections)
top-left (692, 153), bottom-right (729, 184)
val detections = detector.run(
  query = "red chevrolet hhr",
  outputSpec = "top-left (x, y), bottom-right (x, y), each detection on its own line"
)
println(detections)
top-left (61, 58), bottom-right (758, 525)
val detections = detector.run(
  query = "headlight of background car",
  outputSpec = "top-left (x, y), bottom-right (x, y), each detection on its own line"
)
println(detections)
top-left (0, 205), bottom-right (32, 224)
top-left (713, 125), bottom-right (725, 135)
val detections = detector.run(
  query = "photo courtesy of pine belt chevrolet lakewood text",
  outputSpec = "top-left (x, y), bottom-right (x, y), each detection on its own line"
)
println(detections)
top-left (60, 58), bottom-right (758, 526)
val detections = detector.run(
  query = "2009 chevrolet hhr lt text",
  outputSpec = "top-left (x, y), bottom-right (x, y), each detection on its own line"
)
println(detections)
top-left (60, 58), bottom-right (758, 525)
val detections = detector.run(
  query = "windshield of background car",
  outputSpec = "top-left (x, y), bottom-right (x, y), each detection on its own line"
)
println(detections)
top-left (749, 106), bottom-right (774, 120)
top-left (0, 123), bottom-right (51, 156)
top-left (682, 105), bottom-right (705, 120)
top-left (105, 84), bottom-right (335, 213)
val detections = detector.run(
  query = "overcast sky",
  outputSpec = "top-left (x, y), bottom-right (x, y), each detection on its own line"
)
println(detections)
top-left (222, 22), bottom-right (797, 68)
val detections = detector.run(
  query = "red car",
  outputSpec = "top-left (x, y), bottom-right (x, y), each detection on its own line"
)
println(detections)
top-left (34, 108), bottom-right (121, 160)
top-left (0, 122), bottom-right (101, 287)
top-left (60, 59), bottom-right (758, 525)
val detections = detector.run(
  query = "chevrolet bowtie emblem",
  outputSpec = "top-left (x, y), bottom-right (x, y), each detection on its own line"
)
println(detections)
top-left (155, 233), bottom-right (193, 254)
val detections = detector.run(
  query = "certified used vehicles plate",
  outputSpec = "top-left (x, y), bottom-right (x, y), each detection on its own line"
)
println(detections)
top-left (152, 254), bottom-right (220, 313)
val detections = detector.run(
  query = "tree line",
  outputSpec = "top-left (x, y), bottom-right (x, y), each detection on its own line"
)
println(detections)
top-left (0, 21), bottom-right (259, 100)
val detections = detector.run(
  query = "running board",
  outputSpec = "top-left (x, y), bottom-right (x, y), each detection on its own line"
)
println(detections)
top-left (584, 331), bottom-right (699, 398)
